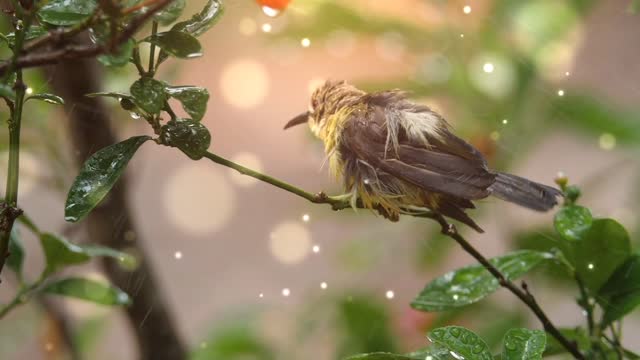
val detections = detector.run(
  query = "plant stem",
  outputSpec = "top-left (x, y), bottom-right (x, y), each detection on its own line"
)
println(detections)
top-left (148, 21), bottom-right (158, 76)
top-left (200, 150), bottom-right (585, 357)
top-left (0, 275), bottom-right (45, 318)
top-left (576, 276), bottom-right (595, 334)
top-left (0, 12), bottom-right (30, 279)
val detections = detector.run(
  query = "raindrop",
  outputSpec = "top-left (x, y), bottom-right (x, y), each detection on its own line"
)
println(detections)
top-left (504, 340), bottom-right (517, 350)
top-left (587, 263), bottom-right (595, 270)
top-left (385, 290), bottom-right (395, 299)
top-left (558, 89), bottom-right (565, 96)
top-left (301, 38), bottom-right (311, 47)
top-left (472, 344), bottom-right (485, 353)
top-left (262, 5), bottom-right (280, 17)
top-left (450, 351), bottom-right (465, 360)
top-left (259, 293), bottom-right (264, 298)
top-left (130, 112), bottom-right (141, 120)
top-left (483, 63), bottom-right (495, 73)
top-left (282, 288), bottom-right (290, 297)
top-left (312, 245), bottom-right (320, 253)
top-left (302, 214), bottom-right (310, 222)
top-left (453, 294), bottom-right (459, 300)
top-left (261, 23), bottom-right (272, 33)
top-left (502, 119), bottom-right (508, 125)
top-left (320, 282), bottom-right (327, 289)
top-left (463, 5), bottom-right (472, 14)
top-left (174, 251), bottom-right (182, 259)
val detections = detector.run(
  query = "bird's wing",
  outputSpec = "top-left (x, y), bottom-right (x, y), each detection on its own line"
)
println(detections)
top-left (340, 103), bottom-right (495, 201)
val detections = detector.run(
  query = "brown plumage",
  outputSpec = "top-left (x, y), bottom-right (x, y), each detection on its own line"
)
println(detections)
top-left (285, 80), bottom-right (562, 232)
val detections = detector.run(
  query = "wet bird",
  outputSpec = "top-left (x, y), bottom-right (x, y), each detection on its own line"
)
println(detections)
top-left (284, 80), bottom-right (561, 232)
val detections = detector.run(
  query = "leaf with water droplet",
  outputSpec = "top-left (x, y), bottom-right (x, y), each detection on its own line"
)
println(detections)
top-left (554, 205), bottom-right (592, 241)
top-left (130, 78), bottom-right (168, 115)
top-left (143, 31), bottom-right (203, 59)
top-left (43, 277), bottom-right (131, 306)
top-left (165, 86), bottom-right (209, 121)
top-left (597, 253), bottom-right (640, 326)
top-left (160, 119), bottom-right (211, 160)
top-left (346, 346), bottom-right (455, 360)
top-left (154, 0), bottom-right (186, 25)
top-left (501, 328), bottom-right (545, 360)
top-left (428, 326), bottom-right (493, 360)
top-left (38, 0), bottom-right (98, 26)
top-left (412, 250), bottom-right (552, 311)
top-left (26, 93), bottom-right (64, 105)
top-left (65, 136), bottom-right (151, 222)
top-left (567, 218), bottom-right (631, 293)
top-left (85, 92), bottom-right (132, 100)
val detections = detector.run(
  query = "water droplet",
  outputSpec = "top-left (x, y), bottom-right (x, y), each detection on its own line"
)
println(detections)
top-left (312, 245), bottom-right (320, 253)
top-left (463, 5), bottom-right (472, 14)
top-left (453, 294), bottom-right (459, 300)
top-left (502, 119), bottom-right (508, 125)
top-left (262, 5), bottom-right (280, 17)
top-left (15, 20), bottom-right (23, 30)
top-left (261, 23), bottom-right (272, 33)
top-left (483, 63), bottom-right (494, 73)
top-left (505, 340), bottom-right (517, 350)
top-left (302, 214), bottom-right (310, 222)
top-left (450, 351), bottom-right (465, 360)
top-left (259, 293), bottom-right (264, 298)
top-left (130, 112), bottom-right (141, 120)
top-left (320, 282), bottom-right (327, 289)
top-left (587, 263), bottom-right (595, 270)
top-left (282, 288), bottom-right (290, 297)
top-left (174, 251), bottom-right (182, 259)
top-left (301, 38), bottom-right (311, 47)
top-left (472, 344), bottom-right (485, 353)
top-left (385, 290), bottom-right (395, 299)
top-left (558, 89), bottom-right (565, 96)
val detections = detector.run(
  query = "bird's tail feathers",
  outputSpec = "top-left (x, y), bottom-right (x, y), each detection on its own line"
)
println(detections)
top-left (489, 172), bottom-right (562, 211)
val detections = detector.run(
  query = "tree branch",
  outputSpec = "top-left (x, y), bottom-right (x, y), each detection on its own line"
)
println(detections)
top-left (201, 150), bottom-right (585, 360)
top-left (0, 0), bottom-right (175, 75)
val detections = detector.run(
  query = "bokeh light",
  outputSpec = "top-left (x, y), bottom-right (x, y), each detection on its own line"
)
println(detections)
top-left (164, 163), bottom-right (236, 235)
top-left (269, 221), bottom-right (312, 264)
top-left (220, 59), bottom-right (269, 109)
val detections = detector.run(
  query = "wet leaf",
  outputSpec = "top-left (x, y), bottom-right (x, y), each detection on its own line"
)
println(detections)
top-left (65, 136), bottom-right (151, 222)
top-left (98, 39), bottom-right (135, 67)
top-left (427, 326), bottom-right (493, 360)
top-left (5, 27), bottom-right (48, 45)
top-left (154, 0), bottom-right (186, 25)
top-left (166, 86), bottom-right (209, 121)
top-left (130, 78), bottom-right (168, 114)
top-left (7, 228), bottom-right (24, 277)
top-left (43, 277), bottom-right (131, 306)
top-left (347, 347), bottom-right (455, 360)
top-left (85, 92), bottom-right (131, 100)
top-left (143, 31), bottom-right (202, 59)
top-left (597, 253), bottom-right (640, 326)
top-left (172, 0), bottom-right (224, 37)
top-left (567, 219), bottom-right (631, 293)
top-left (160, 119), bottom-right (211, 160)
top-left (345, 354), bottom-right (416, 360)
top-left (39, 0), bottom-right (98, 26)
top-left (40, 233), bottom-right (91, 274)
top-left (81, 245), bottom-right (138, 270)
top-left (502, 328), bottom-right (545, 360)
top-left (26, 93), bottom-right (64, 105)
top-left (554, 205), bottom-right (592, 241)
top-left (412, 250), bottom-right (552, 311)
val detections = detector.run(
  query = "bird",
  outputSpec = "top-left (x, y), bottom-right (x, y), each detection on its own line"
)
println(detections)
top-left (284, 80), bottom-right (562, 233)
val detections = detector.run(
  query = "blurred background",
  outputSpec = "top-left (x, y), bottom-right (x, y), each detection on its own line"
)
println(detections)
top-left (0, 0), bottom-right (639, 358)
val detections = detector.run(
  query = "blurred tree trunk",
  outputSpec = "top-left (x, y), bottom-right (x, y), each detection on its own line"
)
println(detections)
top-left (45, 56), bottom-right (187, 359)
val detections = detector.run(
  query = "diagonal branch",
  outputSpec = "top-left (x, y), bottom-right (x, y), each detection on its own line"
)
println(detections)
top-left (202, 150), bottom-right (585, 360)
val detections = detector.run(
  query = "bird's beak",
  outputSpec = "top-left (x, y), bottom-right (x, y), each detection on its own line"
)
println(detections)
top-left (284, 111), bottom-right (310, 130)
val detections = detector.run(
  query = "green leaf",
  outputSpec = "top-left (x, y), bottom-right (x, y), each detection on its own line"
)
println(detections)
top-left (26, 93), bottom-right (64, 105)
top-left (130, 78), bottom-right (168, 114)
top-left (172, 0), bottom-right (224, 37)
top-left (165, 86), bottom-right (209, 121)
top-left (5, 26), bottom-right (48, 45)
top-left (629, 0), bottom-right (640, 14)
top-left (154, 0), bottom-right (186, 25)
top-left (160, 119), bottom-right (211, 160)
top-left (412, 250), bottom-right (552, 311)
top-left (7, 228), bottom-right (24, 277)
top-left (98, 39), bottom-right (135, 67)
top-left (427, 326), bottom-right (493, 360)
top-left (337, 295), bottom-right (397, 357)
top-left (39, 0), bottom-right (98, 26)
top-left (568, 219), bottom-right (631, 293)
top-left (143, 31), bottom-right (202, 59)
top-left (597, 254), bottom-right (640, 326)
top-left (345, 354), bottom-right (416, 360)
top-left (85, 92), bottom-right (131, 100)
top-left (43, 277), bottom-right (131, 306)
top-left (40, 233), bottom-right (91, 273)
top-left (502, 328), bottom-right (546, 360)
top-left (554, 205), bottom-right (592, 241)
top-left (0, 84), bottom-right (15, 100)
top-left (81, 245), bottom-right (138, 270)
top-left (543, 328), bottom-right (589, 356)
top-left (65, 136), bottom-right (151, 222)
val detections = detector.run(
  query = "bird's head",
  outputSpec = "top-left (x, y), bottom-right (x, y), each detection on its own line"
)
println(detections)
top-left (284, 80), bottom-right (365, 138)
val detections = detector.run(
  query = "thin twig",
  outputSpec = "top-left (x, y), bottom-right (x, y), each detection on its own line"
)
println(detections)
top-left (201, 150), bottom-right (585, 359)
